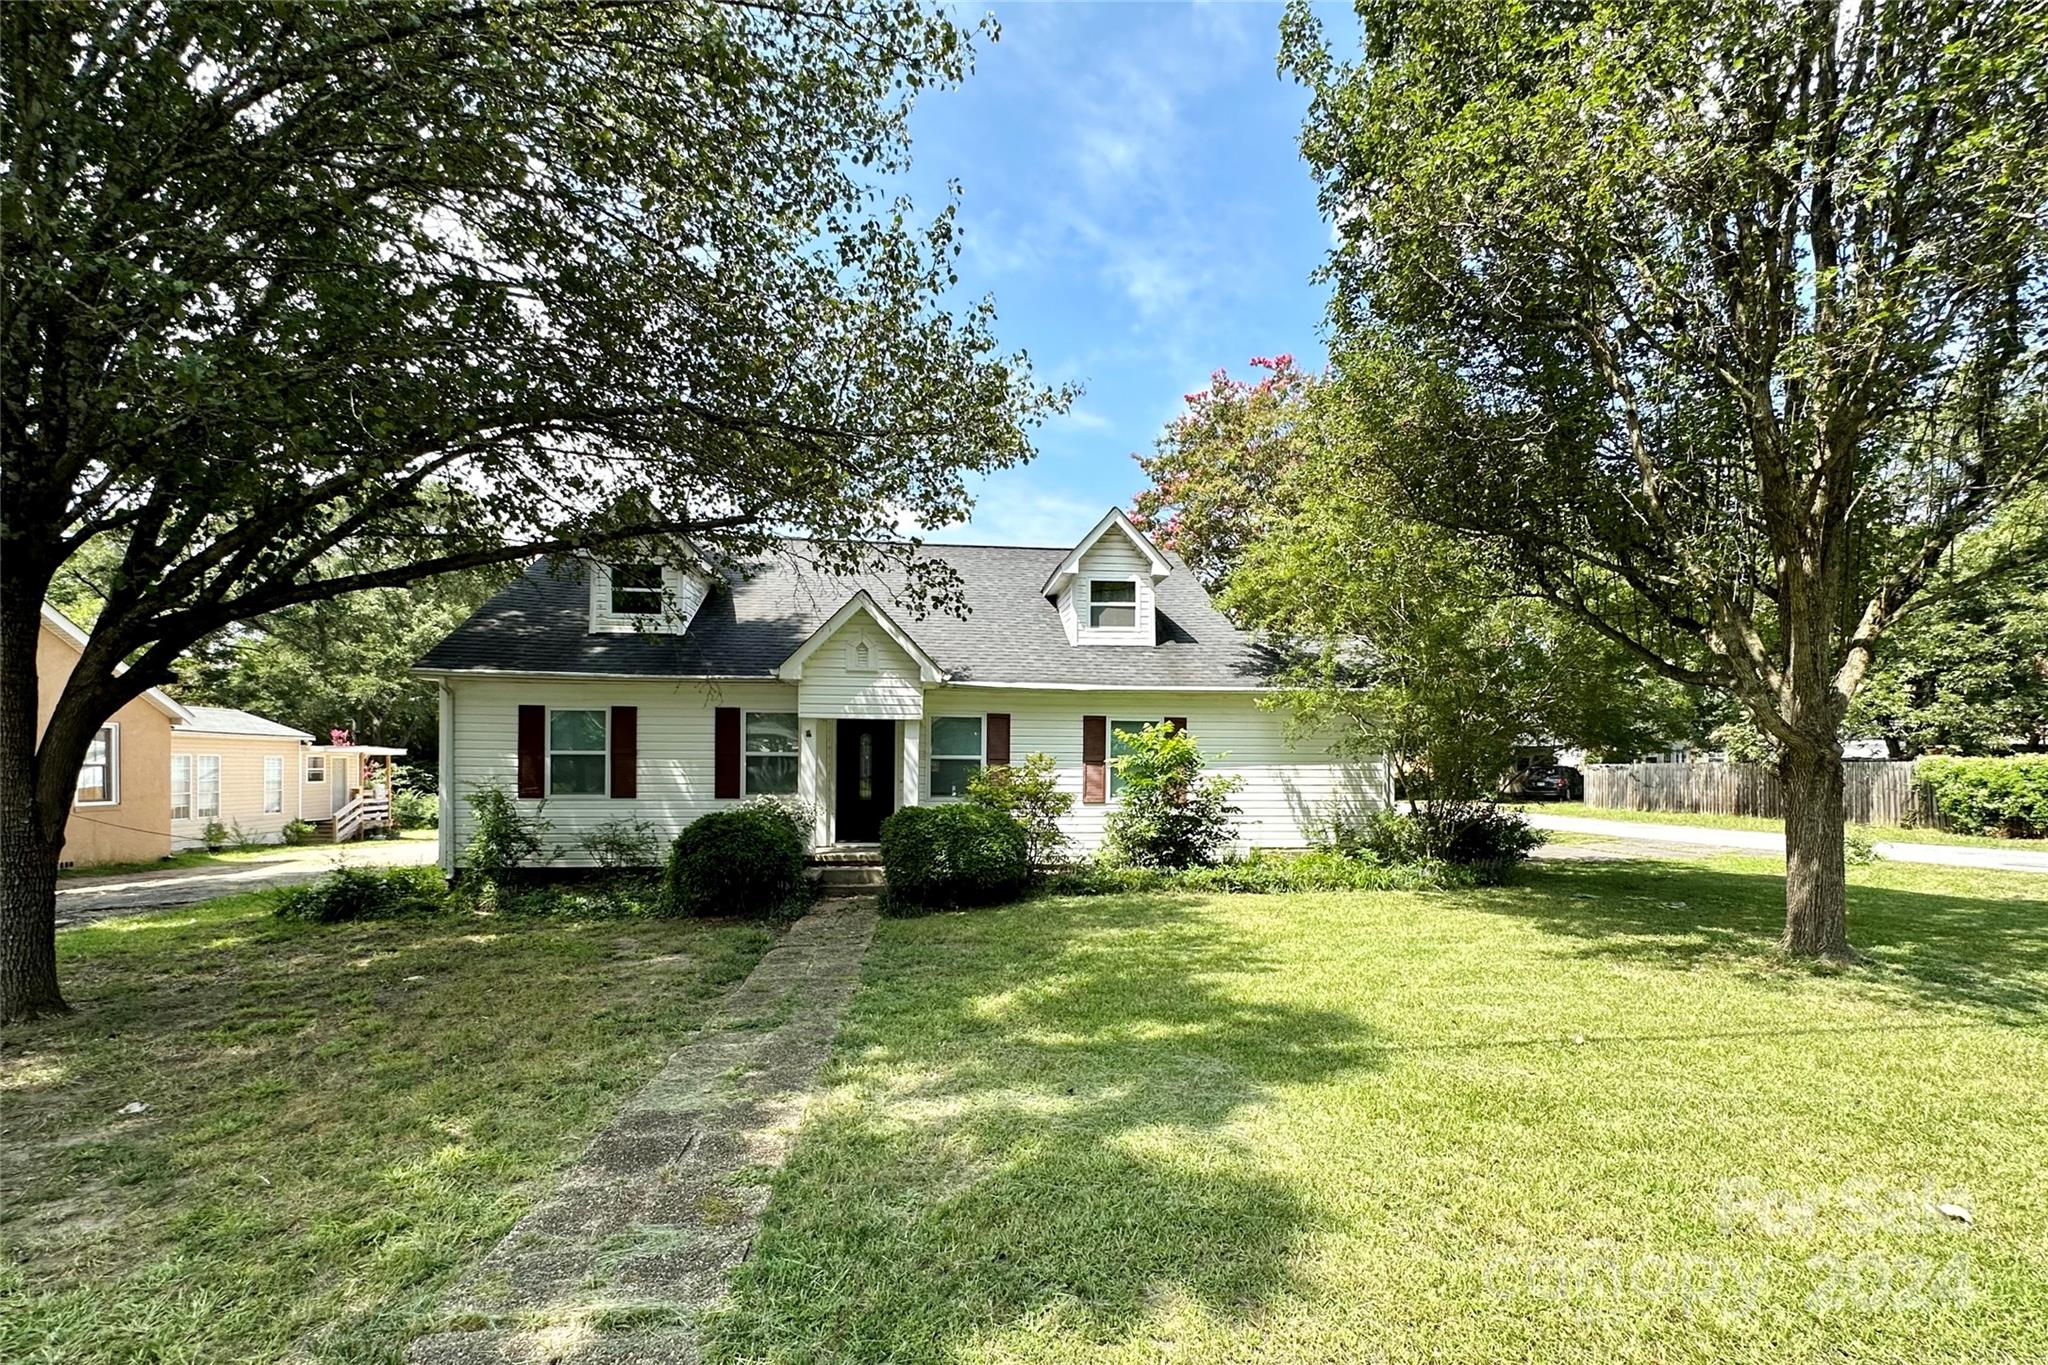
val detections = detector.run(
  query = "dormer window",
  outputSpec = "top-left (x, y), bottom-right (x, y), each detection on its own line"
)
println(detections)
top-left (1089, 580), bottom-right (1138, 629)
top-left (610, 563), bottom-right (664, 615)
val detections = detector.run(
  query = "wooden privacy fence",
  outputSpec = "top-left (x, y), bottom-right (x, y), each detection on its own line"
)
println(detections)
top-left (1582, 761), bottom-right (1942, 828)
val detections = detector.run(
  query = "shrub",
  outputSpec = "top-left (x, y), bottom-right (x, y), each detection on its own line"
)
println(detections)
top-left (965, 753), bottom-right (1075, 867)
top-left (1104, 722), bottom-right (1241, 869)
top-left (1359, 802), bottom-right (1543, 884)
top-left (1916, 756), bottom-right (2048, 838)
top-left (739, 794), bottom-right (818, 844)
top-left (463, 781), bottom-right (555, 880)
top-left (280, 819), bottom-right (317, 846)
top-left (391, 787), bottom-right (439, 829)
top-left (581, 816), bottom-right (662, 869)
top-left (663, 805), bottom-right (808, 919)
top-left (1844, 827), bottom-right (1880, 866)
top-left (201, 819), bottom-right (229, 851)
top-left (491, 873), bottom-right (667, 918)
top-left (274, 865), bottom-right (445, 923)
top-left (879, 803), bottom-right (1031, 912)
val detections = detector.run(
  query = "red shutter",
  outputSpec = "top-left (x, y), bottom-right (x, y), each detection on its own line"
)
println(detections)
top-left (1081, 715), bottom-right (1107, 804)
top-left (1164, 716), bottom-right (1188, 737)
top-left (516, 705), bottom-right (545, 798)
top-left (610, 706), bottom-right (637, 798)
top-left (714, 707), bottom-right (741, 799)
top-left (986, 712), bottom-right (1011, 767)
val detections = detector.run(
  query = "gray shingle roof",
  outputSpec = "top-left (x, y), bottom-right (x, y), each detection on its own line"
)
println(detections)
top-left (174, 705), bottom-right (315, 740)
top-left (415, 544), bottom-right (1282, 688)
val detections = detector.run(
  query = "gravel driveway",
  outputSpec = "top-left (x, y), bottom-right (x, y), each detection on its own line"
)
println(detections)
top-left (56, 836), bottom-right (440, 928)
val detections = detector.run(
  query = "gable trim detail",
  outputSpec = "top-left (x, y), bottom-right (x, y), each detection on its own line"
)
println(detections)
top-left (775, 590), bottom-right (946, 684)
top-left (1039, 508), bottom-right (1172, 598)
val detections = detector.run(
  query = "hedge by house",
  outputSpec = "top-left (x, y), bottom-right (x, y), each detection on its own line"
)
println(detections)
top-left (1916, 756), bottom-right (2048, 838)
top-left (663, 802), bottom-right (810, 919)
top-left (879, 804), bottom-right (1031, 912)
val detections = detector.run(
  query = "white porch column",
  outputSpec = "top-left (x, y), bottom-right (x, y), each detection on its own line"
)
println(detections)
top-left (798, 716), bottom-right (826, 847)
top-left (899, 715), bottom-right (921, 811)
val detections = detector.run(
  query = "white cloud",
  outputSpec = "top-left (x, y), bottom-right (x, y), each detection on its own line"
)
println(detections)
top-left (919, 477), bottom-right (1107, 547)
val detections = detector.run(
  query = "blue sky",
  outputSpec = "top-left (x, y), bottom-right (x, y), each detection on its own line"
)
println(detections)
top-left (901, 1), bottom-right (1355, 547)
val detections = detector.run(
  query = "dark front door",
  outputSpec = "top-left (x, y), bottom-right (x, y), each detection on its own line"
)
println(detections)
top-left (834, 719), bottom-right (896, 842)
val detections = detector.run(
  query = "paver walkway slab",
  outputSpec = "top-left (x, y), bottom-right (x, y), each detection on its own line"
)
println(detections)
top-left (404, 897), bottom-right (878, 1365)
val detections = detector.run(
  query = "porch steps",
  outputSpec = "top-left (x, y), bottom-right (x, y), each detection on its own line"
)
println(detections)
top-left (807, 845), bottom-right (884, 893)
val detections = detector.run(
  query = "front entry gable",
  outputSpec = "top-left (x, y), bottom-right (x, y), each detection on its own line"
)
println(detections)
top-left (776, 590), bottom-right (938, 720)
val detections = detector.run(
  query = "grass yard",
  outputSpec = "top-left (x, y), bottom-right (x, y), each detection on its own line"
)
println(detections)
top-left (0, 891), bottom-right (772, 1364)
top-left (709, 855), bottom-right (2048, 1364)
top-left (1520, 801), bottom-right (2033, 850)
top-left (57, 829), bottom-right (441, 880)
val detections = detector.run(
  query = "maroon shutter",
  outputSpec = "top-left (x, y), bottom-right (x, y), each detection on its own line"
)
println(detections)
top-left (714, 706), bottom-right (741, 799)
top-left (610, 706), bottom-right (637, 798)
top-left (1164, 716), bottom-right (1188, 737)
top-left (1081, 715), bottom-right (1107, 804)
top-left (516, 705), bottom-right (545, 798)
top-left (986, 713), bottom-right (1011, 767)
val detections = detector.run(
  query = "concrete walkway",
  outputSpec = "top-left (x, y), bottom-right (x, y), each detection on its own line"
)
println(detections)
top-left (406, 897), bottom-right (879, 1365)
top-left (56, 835), bottom-right (439, 926)
top-left (1525, 811), bottom-right (2048, 874)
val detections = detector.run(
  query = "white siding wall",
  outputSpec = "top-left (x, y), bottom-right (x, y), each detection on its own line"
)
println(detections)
top-left (795, 618), bottom-right (923, 719)
top-left (921, 688), bottom-right (1388, 851)
top-left (170, 736), bottom-right (304, 847)
top-left (1073, 532), bottom-right (1157, 645)
top-left (445, 676), bottom-right (799, 867)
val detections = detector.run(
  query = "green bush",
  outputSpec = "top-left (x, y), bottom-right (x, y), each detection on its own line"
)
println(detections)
top-left (663, 805), bottom-right (808, 918)
top-left (1358, 803), bottom-right (1543, 884)
top-left (463, 782), bottom-right (555, 880)
top-left (391, 787), bottom-right (439, 829)
top-left (1041, 848), bottom-right (1468, 898)
top-left (1916, 756), bottom-right (2048, 838)
top-left (274, 865), bottom-right (445, 923)
top-left (279, 819), bottom-right (317, 846)
top-left (489, 873), bottom-right (667, 918)
top-left (879, 803), bottom-right (1031, 912)
top-left (581, 816), bottom-right (662, 869)
top-left (1104, 722), bottom-right (1241, 869)
top-left (965, 753), bottom-right (1075, 867)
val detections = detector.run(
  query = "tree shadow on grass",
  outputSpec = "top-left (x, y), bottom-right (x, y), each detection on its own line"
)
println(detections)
top-left (1477, 857), bottom-right (2048, 1019)
top-left (704, 894), bottom-right (1384, 1363)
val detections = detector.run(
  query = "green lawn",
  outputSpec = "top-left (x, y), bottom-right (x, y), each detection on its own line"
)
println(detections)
top-left (1519, 801), bottom-right (2033, 849)
top-left (0, 891), bottom-right (772, 1364)
top-left (709, 856), bottom-right (2048, 1364)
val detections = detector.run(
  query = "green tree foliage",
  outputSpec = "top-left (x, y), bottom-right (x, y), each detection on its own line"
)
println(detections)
top-left (964, 752), bottom-right (1075, 868)
top-left (1105, 722), bottom-right (1241, 870)
top-left (1283, 0), bottom-right (2048, 956)
top-left (2, 1), bottom-right (1065, 1019)
top-left (1136, 361), bottom-right (1693, 800)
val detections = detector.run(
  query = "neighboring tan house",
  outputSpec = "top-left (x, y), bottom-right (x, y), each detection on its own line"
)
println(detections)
top-left (168, 706), bottom-right (315, 849)
top-left (415, 508), bottom-right (1390, 872)
top-left (300, 739), bottom-right (409, 841)
top-left (37, 604), bottom-right (190, 868)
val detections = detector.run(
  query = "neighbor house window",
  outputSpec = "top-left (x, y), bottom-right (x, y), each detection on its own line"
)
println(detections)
top-left (1089, 579), bottom-right (1137, 629)
top-left (196, 755), bottom-right (221, 819)
top-left (548, 709), bottom-right (608, 795)
top-left (77, 725), bottom-right (119, 804)
top-left (610, 563), bottom-right (664, 615)
top-left (930, 716), bottom-right (984, 798)
top-left (744, 712), bottom-right (799, 795)
top-left (306, 754), bottom-right (325, 783)
top-left (171, 755), bottom-right (193, 820)
top-left (263, 756), bottom-right (285, 813)
top-left (1108, 719), bottom-right (1151, 798)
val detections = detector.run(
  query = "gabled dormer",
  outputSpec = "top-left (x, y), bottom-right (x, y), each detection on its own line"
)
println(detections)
top-left (587, 550), bottom-right (713, 635)
top-left (1042, 507), bottom-right (1172, 647)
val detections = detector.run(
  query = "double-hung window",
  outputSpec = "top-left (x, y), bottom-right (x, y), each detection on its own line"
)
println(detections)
top-left (306, 754), bottom-right (325, 784)
top-left (263, 756), bottom-right (285, 813)
top-left (744, 712), bottom-right (799, 795)
top-left (930, 716), bottom-right (984, 798)
top-left (1108, 719), bottom-right (1151, 798)
top-left (610, 563), bottom-right (664, 615)
top-left (171, 754), bottom-right (194, 820)
top-left (1089, 579), bottom-right (1138, 629)
top-left (195, 756), bottom-right (222, 819)
top-left (549, 709), bottom-right (609, 795)
top-left (76, 725), bottom-right (118, 805)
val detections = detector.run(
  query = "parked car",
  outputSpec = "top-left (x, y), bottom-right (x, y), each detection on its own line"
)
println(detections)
top-left (1516, 765), bottom-right (1582, 801)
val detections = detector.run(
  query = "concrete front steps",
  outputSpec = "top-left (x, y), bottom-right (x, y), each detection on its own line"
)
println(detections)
top-left (807, 844), bottom-right (884, 895)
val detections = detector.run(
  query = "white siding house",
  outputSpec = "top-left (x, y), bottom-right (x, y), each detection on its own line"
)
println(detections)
top-left (418, 508), bottom-right (1390, 871)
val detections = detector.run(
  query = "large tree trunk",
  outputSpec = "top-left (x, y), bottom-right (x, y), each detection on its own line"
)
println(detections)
top-left (1780, 740), bottom-right (1851, 960)
top-left (0, 785), bottom-right (67, 1023)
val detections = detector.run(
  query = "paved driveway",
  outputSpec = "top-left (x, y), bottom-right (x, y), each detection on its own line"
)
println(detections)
top-left (57, 836), bottom-right (440, 927)
top-left (1524, 811), bottom-right (2048, 874)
